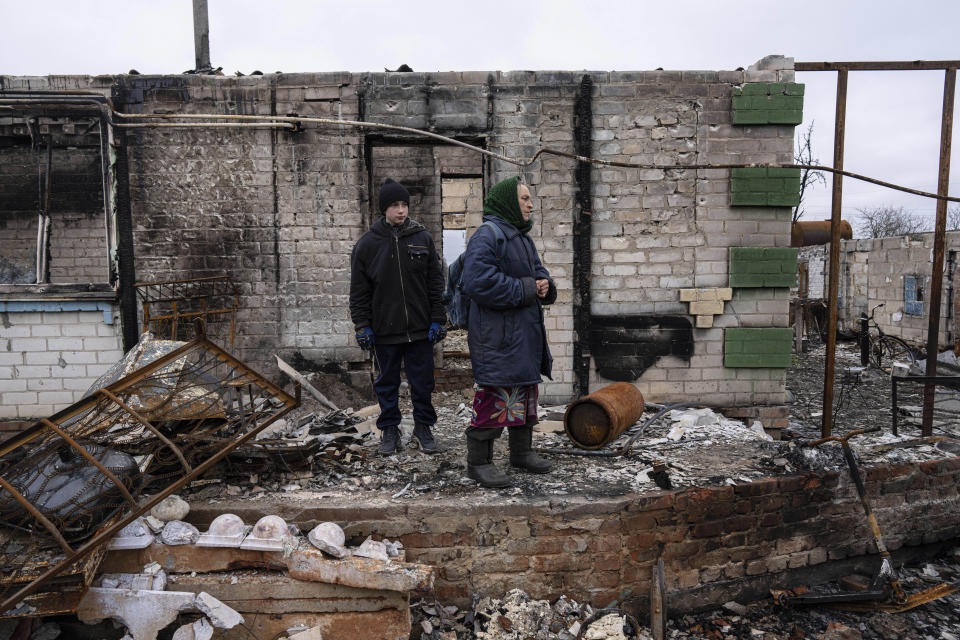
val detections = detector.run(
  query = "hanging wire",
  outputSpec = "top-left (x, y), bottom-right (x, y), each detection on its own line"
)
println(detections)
top-left (109, 111), bottom-right (960, 204)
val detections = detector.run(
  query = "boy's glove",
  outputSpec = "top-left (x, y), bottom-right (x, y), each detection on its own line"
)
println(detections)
top-left (428, 322), bottom-right (447, 343)
top-left (355, 327), bottom-right (375, 349)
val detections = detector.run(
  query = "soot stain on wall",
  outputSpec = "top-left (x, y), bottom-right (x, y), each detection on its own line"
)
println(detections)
top-left (589, 315), bottom-right (694, 381)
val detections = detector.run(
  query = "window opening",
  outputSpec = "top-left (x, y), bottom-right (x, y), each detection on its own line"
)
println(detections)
top-left (441, 175), bottom-right (482, 266)
top-left (905, 275), bottom-right (924, 315)
top-left (0, 115), bottom-right (110, 286)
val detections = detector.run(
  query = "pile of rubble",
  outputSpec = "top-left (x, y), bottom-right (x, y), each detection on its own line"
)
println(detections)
top-left (411, 588), bottom-right (643, 640)
top-left (405, 546), bottom-right (960, 640)
top-left (668, 547), bottom-right (960, 640)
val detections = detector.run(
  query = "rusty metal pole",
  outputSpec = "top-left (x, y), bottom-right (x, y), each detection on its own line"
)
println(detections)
top-left (193, 0), bottom-right (211, 71)
top-left (822, 69), bottom-right (848, 437)
top-left (922, 67), bottom-right (957, 436)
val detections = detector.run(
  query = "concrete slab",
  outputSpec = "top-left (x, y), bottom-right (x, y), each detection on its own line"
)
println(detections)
top-left (287, 548), bottom-right (434, 594)
top-left (102, 544), bottom-right (433, 593)
top-left (214, 610), bottom-right (409, 640)
top-left (77, 588), bottom-right (196, 640)
top-left (168, 570), bottom-right (408, 614)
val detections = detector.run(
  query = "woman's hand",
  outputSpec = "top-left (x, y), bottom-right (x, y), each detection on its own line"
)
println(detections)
top-left (536, 279), bottom-right (550, 298)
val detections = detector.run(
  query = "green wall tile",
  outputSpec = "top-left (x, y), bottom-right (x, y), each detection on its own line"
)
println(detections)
top-left (725, 328), bottom-right (793, 368)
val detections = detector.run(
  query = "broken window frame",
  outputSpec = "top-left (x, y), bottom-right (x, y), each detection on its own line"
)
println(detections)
top-left (904, 275), bottom-right (925, 316)
top-left (0, 95), bottom-right (118, 298)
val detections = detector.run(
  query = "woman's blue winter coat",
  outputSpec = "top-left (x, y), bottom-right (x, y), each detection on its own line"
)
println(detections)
top-left (461, 215), bottom-right (556, 387)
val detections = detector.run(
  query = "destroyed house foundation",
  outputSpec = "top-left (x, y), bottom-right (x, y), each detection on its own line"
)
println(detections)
top-left (186, 457), bottom-right (960, 615)
top-left (2, 57), bottom-right (798, 421)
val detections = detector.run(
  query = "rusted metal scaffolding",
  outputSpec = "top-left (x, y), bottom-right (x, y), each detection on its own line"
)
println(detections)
top-left (135, 274), bottom-right (240, 346)
top-left (795, 60), bottom-right (959, 437)
top-left (0, 321), bottom-right (298, 615)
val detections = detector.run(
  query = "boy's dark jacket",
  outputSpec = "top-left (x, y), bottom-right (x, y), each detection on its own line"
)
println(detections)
top-left (349, 218), bottom-right (445, 344)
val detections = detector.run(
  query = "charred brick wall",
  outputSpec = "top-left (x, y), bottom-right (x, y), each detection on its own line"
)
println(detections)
top-left (0, 121), bottom-right (108, 285)
top-left (190, 457), bottom-right (960, 615)
top-left (0, 62), bottom-right (796, 406)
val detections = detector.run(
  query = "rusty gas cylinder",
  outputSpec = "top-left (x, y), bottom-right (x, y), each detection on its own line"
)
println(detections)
top-left (563, 382), bottom-right (645, 449)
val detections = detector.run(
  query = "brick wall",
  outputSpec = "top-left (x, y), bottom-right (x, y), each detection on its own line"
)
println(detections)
top-left (801, 233), bottom-right (957, 344)
top-left (1, 62), bottom-right (797, 406)
top-left (190, 456), bottom-right (960, 614)
top-left (836, 234), bottom-right (957, 345)
top-left (0, 304), bottom-right (123, 419)
top-left (0, 211), bottom-right (37, 283)
top-left (797, 244), bottom-right (826, 299)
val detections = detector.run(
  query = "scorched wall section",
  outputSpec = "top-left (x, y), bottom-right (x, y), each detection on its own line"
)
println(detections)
top-left (2, 61), bottom-right (798, 409)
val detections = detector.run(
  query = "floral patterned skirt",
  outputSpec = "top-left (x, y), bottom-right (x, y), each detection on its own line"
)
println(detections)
top-left (470, 384), bottom-right (539, 428)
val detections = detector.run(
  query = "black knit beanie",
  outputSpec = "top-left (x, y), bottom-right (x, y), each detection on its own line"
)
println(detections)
top-left (378, 178), bottom-right (410, 214)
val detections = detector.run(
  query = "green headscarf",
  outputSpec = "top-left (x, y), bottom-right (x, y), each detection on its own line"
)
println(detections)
top-left (483, 176), bottom-right (533, 234)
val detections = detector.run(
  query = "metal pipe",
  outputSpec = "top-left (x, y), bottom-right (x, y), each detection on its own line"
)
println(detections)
top-left (791, 220), bottom-right (853, 247)
top-left (114, 122), bottom-right (296, 129)
top-left (797, 61), bottom-right (960, 72)
top-left (922, 68), bottom-right (956, 436)
top-left (109, 112), bottom-right (960, 203)
top-left (36, 136), bottom-right (52, 285)
top-left (563, 383), bottom-right (645, 449)
top-left (802, 430), bottom-right (906, 604)
top-left (822, 68), bottom-right (848, 438)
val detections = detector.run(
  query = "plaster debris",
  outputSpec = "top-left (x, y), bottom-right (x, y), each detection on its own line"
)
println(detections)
top-left (383, 538), bottom-right (403, 557)
top-left (143, 515), bottom-right (165, 533)
top-left (286, 625), bottom-right (324, 640)
top-left (354, 537), bottom-right (389, 561)
top-left (107, 518), bottom-right (155, 550)
top-left (159, 521), bottom-right (200, 546)
top-left (171, 618), bottom-right (213, 640)
top-left (98, 571), bottom-right (166, 591)
top-left (582, 613), bottom-right (634, 640)
top-left (307, 522), bottom-right (348, 558)
top-left (194, 592), bottom-right (243, 629)
top-left (150, 495), bottom-right (190, 522)
top-left (77, 588), bottom-right (197, 640)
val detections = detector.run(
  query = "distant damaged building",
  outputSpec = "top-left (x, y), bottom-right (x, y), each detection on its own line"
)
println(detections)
top-left (1, 56), bottom-right (801, 426)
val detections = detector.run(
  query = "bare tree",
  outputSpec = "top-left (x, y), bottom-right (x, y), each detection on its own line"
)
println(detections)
top-left (855, 206), bottom-right (930, 238)
top-left (793, 122), bottom-right (826, 224)
top-left (948, 205), bottom-right (960, 231)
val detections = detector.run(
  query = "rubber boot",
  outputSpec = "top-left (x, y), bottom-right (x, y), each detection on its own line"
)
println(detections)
top-left (413, 423), bottom-right (439, 454)
top-left (508, 425), bottom-right (552, 473)
top-left (379, 425), bottom-right (402, 455)
top-left (466, 437), bottom-right (510, 488)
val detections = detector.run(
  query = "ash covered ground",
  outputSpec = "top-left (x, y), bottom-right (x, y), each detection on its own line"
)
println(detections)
top-left (174, 334), bottom-right (960, 640)
top-left (182, 335), bottom-right (960, 506)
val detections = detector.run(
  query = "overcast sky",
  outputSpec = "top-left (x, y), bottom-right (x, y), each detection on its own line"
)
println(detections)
top-left (3, 0), bottom-right (958, 235)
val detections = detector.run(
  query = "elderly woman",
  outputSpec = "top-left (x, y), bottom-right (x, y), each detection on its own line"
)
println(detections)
top-left (461, 176), bottom-right (557, 488)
